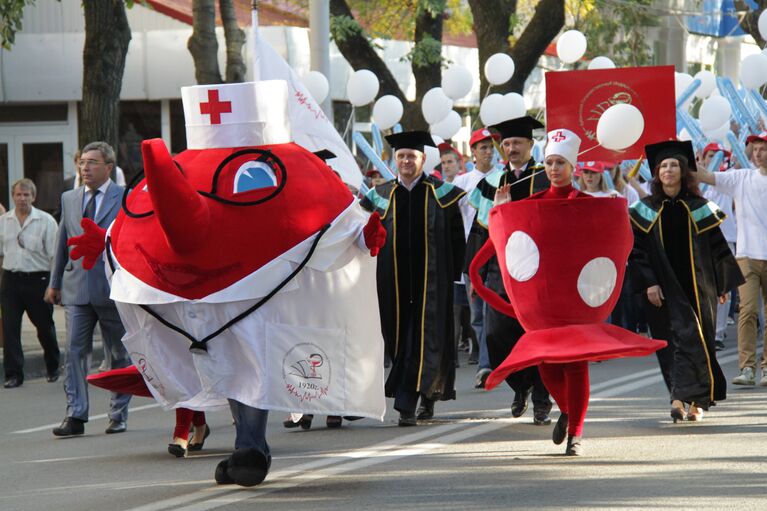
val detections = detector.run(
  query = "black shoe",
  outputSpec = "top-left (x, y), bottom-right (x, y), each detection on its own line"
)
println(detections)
top-left (552, 413), bottom-right (568, 445)
top-left (326, 416), bottom-right (343, 428)
top-left (416, 399), bottom-right (434, 420)
top-left (565, 435), bottom-right (583, 456)
top-left (474, 368), bottom-right (492, 389)
top-left (168, 442), bottom-right (187, 458)
top-left (226, 448), bottom-right (271, 487)
top-left (468, 354), bottom-right (479, 365)
top-left (3, 377), bottom-right (22, 389)
top-left (53, 417), bottom-right (85, 437)
top-left (187, 424), bottom-right (210, 451)
top-left (533, 410), bottom-right (552, 425)
top-left (511, 389), bottom-right (531, 418)
top-left (715, 340), bottom-right (725, 351)
top-left (215, 459), bottom-right (235, 485)
top-left (46, 370), bottom-right (59, 383)
top-left (398, 411), bottom-right (417, 426)
top-left (105, 419), bottom-right (127, 434)
top-left (283, 414), bottom-right (313, 430)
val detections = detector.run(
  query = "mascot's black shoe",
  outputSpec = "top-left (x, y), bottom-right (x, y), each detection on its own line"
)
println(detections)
top-left (215, 458), bottom-right (235, 485)
top-left (225, 448), bottom-right (271, 487)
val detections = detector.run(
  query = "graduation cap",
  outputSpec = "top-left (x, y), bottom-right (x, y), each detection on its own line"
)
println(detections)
top-left (644, 140), bottom-right (697, 172)
top-left (384, 131), bottom-right (436, 153)
top-left (312, 149), bottom-right (336, 161)
top-left (489, 115), bottom-right (545, 140)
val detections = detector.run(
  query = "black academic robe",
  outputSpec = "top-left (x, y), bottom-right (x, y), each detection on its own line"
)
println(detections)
top-left (464, 160), bottom-right (551, 405)
top-left (629, 193), bottom-right (744, 409)
top-left (360, 174), bottom-right (466, 401)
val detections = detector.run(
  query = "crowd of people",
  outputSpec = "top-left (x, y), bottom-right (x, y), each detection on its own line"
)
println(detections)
top-left (0, 110), bottom-right (765, 486)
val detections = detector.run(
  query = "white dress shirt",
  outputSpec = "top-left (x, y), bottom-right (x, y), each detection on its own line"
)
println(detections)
top-left (0, 206), bottom-right (58, 272)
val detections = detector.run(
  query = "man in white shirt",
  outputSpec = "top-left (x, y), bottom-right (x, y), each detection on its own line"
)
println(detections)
top-left (697, 133), bottom-right (767, 386)
top-left (0, 179), bottom-right (60, 388)
top-left (453, 128), bottom-right (501, 385)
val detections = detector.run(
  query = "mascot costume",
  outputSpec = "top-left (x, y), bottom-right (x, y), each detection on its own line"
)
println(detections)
top-left (72, 80), bottom-right (387, 486)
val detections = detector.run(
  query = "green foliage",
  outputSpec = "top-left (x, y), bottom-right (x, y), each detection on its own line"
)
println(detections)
top-left (330, 14), bottom-right (365, 43)
top-left (405, 34), bottom-right (442, 68)
top-left (0, 0), bottom-right (35, 50)
top-left (417, 0), bottom-right (446, 18)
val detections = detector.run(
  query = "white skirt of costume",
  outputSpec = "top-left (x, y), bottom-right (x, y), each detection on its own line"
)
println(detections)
top-left (107, 202), bottom-right (386, 420)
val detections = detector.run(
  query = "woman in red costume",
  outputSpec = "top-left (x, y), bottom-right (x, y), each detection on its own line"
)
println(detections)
top-left (471, 128), bottom-right (666, 456)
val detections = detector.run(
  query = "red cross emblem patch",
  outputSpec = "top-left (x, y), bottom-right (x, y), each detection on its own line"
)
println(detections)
top-left (199, 89), bottom-right (232, 125)
top-left (551, 130), bottom-right (566, 142)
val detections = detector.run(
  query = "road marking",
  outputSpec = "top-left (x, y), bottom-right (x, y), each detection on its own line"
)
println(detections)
top-left (9, 403), bottom-right (160, 434)
top-left (17, 454), bottom-right (111, 463)
top-left (122, 360), bottom-right (706, 511)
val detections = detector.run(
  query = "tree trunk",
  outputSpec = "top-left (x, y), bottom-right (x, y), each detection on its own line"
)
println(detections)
top-left (188, 0), bottom-right (223, 85)
top-left (509, 0), bottom-right (564, 93)
top-left (468, 0), bottom-right (515, 99)
top-left (737, 1), bottom-right (766, 47)
top-left (79, 0), bottom-right (131, 151)
top-left (219, 0), bottom-right (246, 83)
top-left (402, 2), bottom-right (444, 130)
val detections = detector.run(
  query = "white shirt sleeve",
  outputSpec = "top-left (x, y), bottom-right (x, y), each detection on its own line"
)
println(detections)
top-left (713, 168), bottom-right (748, 197)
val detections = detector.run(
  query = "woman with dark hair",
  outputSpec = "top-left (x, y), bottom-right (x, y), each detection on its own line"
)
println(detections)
top-left (629, 140), bottom-right (743, 422)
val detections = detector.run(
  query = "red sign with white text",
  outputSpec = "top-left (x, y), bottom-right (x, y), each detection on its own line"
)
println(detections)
top-left (545, 66), bottom-right (676, 161)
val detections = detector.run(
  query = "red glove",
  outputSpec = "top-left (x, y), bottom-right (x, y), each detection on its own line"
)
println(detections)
top-left (363, 212), bottom-right (387, 257)
top-left (68, 218), bottom-right (107, 270)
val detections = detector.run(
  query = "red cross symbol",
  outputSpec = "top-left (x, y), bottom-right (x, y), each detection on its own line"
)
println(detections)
top-left (199, 89), bottom-right (232, 125)
top-left (551, 130), bottom-right (566, 142)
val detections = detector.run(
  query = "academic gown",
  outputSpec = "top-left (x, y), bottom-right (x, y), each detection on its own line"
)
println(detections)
top-left (629, 192), bottom-right (744, 409)
top-left (464, 160), bottom-right (550, 401)
top-left (361, 174), bottom-right (465, 401)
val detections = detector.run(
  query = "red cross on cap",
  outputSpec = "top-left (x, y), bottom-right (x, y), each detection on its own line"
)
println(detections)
top-left (551, 130), bottom-right (566, 142)
top-left (199, 89), bottom-right (232, 125)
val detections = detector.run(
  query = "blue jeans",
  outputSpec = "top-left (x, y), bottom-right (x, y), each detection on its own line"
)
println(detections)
top-left (63, 304), bottom-right (131, 422)
top-left (228, 400), bottom-right (270, 457)
top-left (465, 274), bottom-right (490, 370)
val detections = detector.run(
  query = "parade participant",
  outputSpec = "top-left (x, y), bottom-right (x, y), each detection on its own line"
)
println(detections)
top-left (698, 142), bottom-right (737, 351)
top-left (360, 131), bottom-right (466, 426)
top-left (471, 128), bottom-right (666, 455)
top-left (366, 169), bottom-right (386, 187)
top-left (1, 179), bottom-right (60, 388)
top-left (68, 80), bottom-right (387, 486)
top-left (576, 161), bottom-right (620, 197)
top-left (438, 143), bottom-right (464, 182)
top-left (697, 132), bottom-right (767, 386)
top-left (465, 116), bottom-right (552, 425)
top-left (454, 128), bottom-right (501, 382)
top-left (606, 162), bottom-right (641, 204)
top-left (630, 140), bottom-right (743, 422)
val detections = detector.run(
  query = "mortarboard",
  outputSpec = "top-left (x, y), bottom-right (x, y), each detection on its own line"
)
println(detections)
top-left (384, 131), bottom-right (436, 153)
top-left (644, 140), bottom-right (697, 172)
top-left (489, 115), bottom-right (544, 140)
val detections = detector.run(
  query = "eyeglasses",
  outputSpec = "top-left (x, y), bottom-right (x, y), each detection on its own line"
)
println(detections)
top-left (78, 159), bottom-right (106, 168)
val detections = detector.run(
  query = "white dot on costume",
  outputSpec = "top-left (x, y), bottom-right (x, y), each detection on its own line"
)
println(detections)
top-left (505, 231), bottom-right (540, 282)
top-left (577, 257), bottom-right (617, 307)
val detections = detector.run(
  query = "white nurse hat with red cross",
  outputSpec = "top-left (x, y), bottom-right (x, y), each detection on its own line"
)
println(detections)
top-left (544, 128), bottom-right (581, 168)
top-left (181, 80), bottom-right (292, 149)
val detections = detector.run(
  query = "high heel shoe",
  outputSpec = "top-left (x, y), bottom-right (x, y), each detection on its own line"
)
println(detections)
top-left (687, 405), bottom-right (703, 422)
top-left (282, 414), bottom-right (313, 430)
top-left (188, 424), bottom-right (210, 451)
top-left (168, 438), bottom-right (188, 458)
top-left (670, 400), bottom-right (687, 423)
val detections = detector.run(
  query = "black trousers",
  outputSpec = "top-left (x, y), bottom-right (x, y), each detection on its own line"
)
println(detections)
top-left (1, 271), bottom-right (60, 380)
top-left (485, 301), bottom-right (551, 413)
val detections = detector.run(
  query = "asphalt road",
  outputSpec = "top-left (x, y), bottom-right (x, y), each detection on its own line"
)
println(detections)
top-left (2, 345), bottom-right (766, 511)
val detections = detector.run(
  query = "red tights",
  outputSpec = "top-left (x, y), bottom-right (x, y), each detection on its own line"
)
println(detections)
top-left (538, 361), bottom-right (590, 437)
top-left (173, 408), bottom-right (207, 440)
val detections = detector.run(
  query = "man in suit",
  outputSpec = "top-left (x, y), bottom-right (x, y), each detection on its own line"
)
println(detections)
top-left (45, 141), bottom-right (132, 437)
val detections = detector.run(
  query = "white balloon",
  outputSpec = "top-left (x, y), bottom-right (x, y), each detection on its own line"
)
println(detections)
top-left (703, 119), bottom-right (730, 142)
top-left (596, 103), bottom-right (645, 151)
top-left (479, 93), bottom-right (506, 126)
top-left (347, 69), bottom-right (379, 107)
top-left (421, 87), bottom-right (453, 125)
top-left (301, 71), bottom-right (329, 104)
top-left (759, 10), bottom-right (767, 40)
top-left (423, 145), bottom-right (441, 174)
top-left (502, 93), bottom-right (527, 121)
top-left (740, 53), bottom-right (767, 90)
top-left (430, 110), bottom-right (462, 140)
top-left (588, 56), bottom-right (615, 70)
top-left (698, 95), bottom-right (732, 131)
top-left (442, 65), bottom-right (473, 100)
top-left (693, 70), bottom-right (717, 99)
top-left (556, 30), bottom-right (587, 64)
top-left (675, 72), bottom-right (694, 109)
top-left (372, 95), bottom-right (404, 130)
top-left (484, 53), bottom-right (515, 85)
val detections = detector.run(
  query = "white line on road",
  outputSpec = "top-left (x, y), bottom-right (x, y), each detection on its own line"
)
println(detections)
top-left (10, 403), bottom-right (161, 434)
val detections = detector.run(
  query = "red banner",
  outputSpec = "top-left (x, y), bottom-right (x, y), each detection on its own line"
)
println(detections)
top-left (545, 66), bottom-right (676, 161)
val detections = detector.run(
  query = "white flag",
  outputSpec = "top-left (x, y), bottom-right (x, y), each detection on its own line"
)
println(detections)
top-left (253, 32), bottom-right (362, 188)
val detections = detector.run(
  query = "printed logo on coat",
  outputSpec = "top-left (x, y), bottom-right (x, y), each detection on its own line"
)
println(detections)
top-left (131, 352), bottom-right (166, 395)
top-left (282, 343), bottom-right (331, 403)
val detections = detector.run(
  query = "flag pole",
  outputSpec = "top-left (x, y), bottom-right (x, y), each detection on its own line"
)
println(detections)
top-left (251, 0), bottom-right (260, 82)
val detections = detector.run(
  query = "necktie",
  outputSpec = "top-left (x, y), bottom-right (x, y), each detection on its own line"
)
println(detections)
top-left (83, 189), bottom-right (100, 220)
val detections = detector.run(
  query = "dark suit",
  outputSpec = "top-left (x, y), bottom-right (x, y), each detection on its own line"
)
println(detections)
top-left (50, 181), bottom-right (131, 423)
